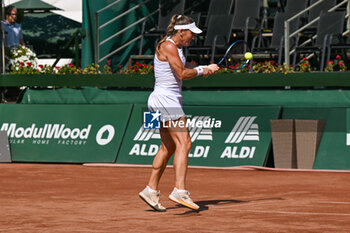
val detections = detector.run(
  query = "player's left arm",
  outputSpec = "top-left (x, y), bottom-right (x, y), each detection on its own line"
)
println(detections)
top-left (162, 42), bottom-right (217, 79)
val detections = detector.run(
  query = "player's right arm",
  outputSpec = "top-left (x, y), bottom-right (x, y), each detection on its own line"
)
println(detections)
top-left (157, 42), bottom-right (218, 79)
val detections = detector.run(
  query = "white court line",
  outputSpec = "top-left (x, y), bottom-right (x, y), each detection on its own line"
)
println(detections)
top-left (317, 201), bottom-right (350, 205)
top-left (83, 163), bottom-right (350, 173)
top-left (239, 209), bottom-right (350, 216)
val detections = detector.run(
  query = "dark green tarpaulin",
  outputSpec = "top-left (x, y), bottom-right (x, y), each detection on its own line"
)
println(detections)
top-left (12, 0), bottom-right (62, 11)
top-left (82, 0), bottom-right (157, 70)
top-left (21, 88), bottom-right (350, 107)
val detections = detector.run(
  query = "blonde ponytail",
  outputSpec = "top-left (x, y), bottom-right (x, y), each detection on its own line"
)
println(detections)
top-left (155, 14), bottom-right (194, 54)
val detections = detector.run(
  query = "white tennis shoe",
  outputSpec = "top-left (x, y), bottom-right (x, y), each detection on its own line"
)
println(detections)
top-left (139, 187), bottom-right (166, 212)
top-left (168, 188), bottom-right (199, 210)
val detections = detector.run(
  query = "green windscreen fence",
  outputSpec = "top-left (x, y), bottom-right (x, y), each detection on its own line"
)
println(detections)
top-left (81, 0), bottom-right (212, 70)
top-left (82, 0), bottom-right (157, 70)
top-left (21, 88), bottom-right (350, 108)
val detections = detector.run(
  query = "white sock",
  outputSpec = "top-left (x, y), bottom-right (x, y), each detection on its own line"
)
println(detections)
top-left (146, 185), bottom-right (158, 193)
top-left (174, 187), bottom-right (187, 193)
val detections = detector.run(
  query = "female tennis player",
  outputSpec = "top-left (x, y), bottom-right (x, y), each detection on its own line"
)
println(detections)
top-left (139, 14), bottom-right (219, 212)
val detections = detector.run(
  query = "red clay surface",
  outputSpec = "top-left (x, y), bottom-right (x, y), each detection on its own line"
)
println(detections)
top-left (0, 163), bottom-right (349, 232)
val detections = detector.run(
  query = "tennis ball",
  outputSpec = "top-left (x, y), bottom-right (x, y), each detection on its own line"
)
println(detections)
top-left (244, 52), bottom-right (253, 60)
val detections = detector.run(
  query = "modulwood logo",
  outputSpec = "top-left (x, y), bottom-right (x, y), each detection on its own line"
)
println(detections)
top-left (96, 125), bottom-right (115, 145)
top-left (1, 123), bottom-right (91, 139)
top-left (1, 123), bottom-right (115, 146)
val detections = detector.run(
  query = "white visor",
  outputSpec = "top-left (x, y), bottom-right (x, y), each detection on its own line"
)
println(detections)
top-left (174, 22), bottom-right (202, 34)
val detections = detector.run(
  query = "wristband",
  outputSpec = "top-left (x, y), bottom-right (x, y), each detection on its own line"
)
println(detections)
top-left (194, 66), bottom-right (204, 76)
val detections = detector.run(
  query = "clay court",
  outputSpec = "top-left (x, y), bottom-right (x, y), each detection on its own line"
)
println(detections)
top-left (0, 163), bottom-right (349, 232)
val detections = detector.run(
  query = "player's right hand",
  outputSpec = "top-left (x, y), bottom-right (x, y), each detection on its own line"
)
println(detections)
top-left (207, 64), bottom-right (219, 73)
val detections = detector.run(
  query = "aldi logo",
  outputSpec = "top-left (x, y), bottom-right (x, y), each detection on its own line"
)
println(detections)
top-left (133, 128), bottom-right (160, 141)
top-left (188, 116), bottom-right (214, 142)
top-left (221, 116), bottom-right (260, 159)
top-left (225, 116), bottom-right (259, 143)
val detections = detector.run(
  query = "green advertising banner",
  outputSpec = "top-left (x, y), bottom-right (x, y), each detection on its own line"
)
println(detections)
top-left (116, 105), bottom-right (281, 167)
top-left (314, 108), bottom-right (350, 170)
top-left (282, 107), bottom-right (332, 120)
top-left (0, 104), bottom-right (132, 163)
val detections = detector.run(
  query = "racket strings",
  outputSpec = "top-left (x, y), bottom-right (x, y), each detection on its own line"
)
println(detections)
top-left (224, 42), bottom-right (249, 69)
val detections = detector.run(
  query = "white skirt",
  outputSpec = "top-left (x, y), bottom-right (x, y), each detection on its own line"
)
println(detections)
top-left (148, 89), bottom-right (185, 122)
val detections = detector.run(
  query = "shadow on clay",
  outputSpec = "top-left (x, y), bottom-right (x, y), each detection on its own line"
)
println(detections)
top-left (171, 197), bottom-right (284, 215)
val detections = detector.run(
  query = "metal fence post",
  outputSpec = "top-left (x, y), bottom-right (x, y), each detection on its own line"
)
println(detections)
top-left (94, 12), bottom-right (99, 65)
top-left (284, 20), bottom-right (290, 66)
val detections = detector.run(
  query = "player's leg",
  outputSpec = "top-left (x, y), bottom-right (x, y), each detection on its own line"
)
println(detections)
top-left (147, 127), bottom-right (175, 190)
top-left (166, 116), bottom-right (199, 210)
top-left (166, 116), bottom-right (191, 190)
top-left (139, 127), bottom-right (175, 212)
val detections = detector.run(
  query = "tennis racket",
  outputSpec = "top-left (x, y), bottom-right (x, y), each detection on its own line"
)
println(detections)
top-left (217, 40), bottom-right (252, 70)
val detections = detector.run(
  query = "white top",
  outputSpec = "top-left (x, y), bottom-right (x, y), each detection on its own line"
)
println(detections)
top-left (153, 38), bottom-right (185, 96)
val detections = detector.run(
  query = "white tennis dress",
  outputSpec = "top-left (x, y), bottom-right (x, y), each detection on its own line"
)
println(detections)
top-left (148, 38), bottom-right (186, 122)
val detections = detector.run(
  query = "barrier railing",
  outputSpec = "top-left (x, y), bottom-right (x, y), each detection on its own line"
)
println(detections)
top-left (94, 0), bottom-right (158, 64)
top-left (94, 0), bottom-right (207, 65)
top-left (284, 0), bottom-right (350, 66)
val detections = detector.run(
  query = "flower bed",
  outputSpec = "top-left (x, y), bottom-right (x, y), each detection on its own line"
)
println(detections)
top-left (324, 55), bottom-right (347, 72)
top-left (8, 46), bottom-right (113, 75)
top-left (6, 49), bottom-right (348, 75)
top-left (116, 56), bottom-right (348, 75)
